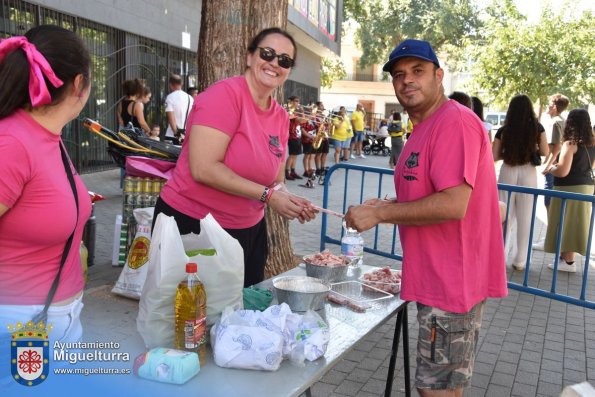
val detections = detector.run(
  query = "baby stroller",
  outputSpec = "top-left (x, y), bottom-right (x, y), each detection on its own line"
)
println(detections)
top-left (363, 131), bottom-right (390, 156)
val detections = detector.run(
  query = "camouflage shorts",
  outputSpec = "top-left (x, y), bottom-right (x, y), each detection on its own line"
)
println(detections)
top-left (415, 300), bottom-right (485, 390)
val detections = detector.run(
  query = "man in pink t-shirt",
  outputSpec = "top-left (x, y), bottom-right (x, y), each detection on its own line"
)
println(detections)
top-left (346, 39), bottom-right (507, 396)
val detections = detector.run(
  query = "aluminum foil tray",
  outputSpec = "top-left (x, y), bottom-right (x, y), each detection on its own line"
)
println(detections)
top-left (330, 280), bottom-right (393, 310)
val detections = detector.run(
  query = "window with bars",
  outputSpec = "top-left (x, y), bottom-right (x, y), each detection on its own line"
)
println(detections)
top-left (0, 0), bottom-right (197, 173)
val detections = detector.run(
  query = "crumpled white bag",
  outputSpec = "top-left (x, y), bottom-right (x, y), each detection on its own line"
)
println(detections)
top-left (210, 304), bottom-right (329, 371)
top-left (288, 310), bottom-right (330, 365)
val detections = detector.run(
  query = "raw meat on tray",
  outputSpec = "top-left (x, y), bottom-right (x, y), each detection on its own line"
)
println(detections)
top-left (360, 267), bottom-right (402, 294)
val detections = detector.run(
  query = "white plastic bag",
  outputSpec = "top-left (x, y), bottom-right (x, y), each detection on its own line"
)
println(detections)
top-left (210, 304), bottom-right (329, 371)
top-left (182, 214), bottom-right (245, 326)
top-left (210, 305), bottom-right (287, 371)
top-left (137, 213), bottom-right (244, 348)
top-left (287, 310), bottom-right (330, 365)
top-left (112, 208), bottom-right (154, 299)
top-left (561, 382), bottom-right (595, 397)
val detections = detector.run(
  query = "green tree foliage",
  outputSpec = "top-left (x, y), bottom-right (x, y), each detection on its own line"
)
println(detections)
top-left (343, 0), bottom-right (480, 70)
top-left (320, 57), bottom-right (347, 88)
top-left (470, 0), bottom-right (594, 109)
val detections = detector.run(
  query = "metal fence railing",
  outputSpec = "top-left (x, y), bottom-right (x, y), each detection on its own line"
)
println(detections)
top-left (499, 183), bottom-right (594, 309)
top-left (319, 163), bottom-right (595, 309)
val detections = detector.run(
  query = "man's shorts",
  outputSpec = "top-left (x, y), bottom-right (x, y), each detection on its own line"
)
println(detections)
top-left (302, 142), bottom-right (314, 154)
top-left (415, 300), bottom-right (485, 390)
top-left (317, 139), bottom-right (329, 154)
top-left (288, 139), bottom-right (302, 155)
top-left (353, 130), bottom-right (365, 142)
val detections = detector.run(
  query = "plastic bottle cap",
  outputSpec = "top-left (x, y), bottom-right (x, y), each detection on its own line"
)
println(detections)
top-left (186, 263), bottom-right (197, 273)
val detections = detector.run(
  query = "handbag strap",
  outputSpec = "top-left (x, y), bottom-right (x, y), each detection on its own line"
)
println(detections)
top-left (32, 141), bottom-right (79, 324)
top-left (182, 94), bottom-right (191, 129)
top-left (584, 146), bottom-right (595, 183)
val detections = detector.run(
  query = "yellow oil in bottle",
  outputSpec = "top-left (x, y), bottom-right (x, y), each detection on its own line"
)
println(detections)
top-left (174, 262), bottom-right (207, 365)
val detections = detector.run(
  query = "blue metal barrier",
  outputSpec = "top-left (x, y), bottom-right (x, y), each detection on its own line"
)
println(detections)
top-left (319, 163), bottom-right (595, 309)
top-left (320, 163), bottom-right (402, 261)
top-left (499, 183), bottom-right (595, 309)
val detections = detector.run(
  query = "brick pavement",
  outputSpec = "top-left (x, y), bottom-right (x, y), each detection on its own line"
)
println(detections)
top-left (82, 153), bottom-right (595, 397)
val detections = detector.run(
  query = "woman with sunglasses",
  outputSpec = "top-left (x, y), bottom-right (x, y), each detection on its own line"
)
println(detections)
top-left (154, 27), bottom-right (317, 287)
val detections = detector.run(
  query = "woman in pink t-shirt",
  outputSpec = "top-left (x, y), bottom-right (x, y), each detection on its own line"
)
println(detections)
top-left (0, 25), bottom-right (92, 373)
top-left (156, 28), bottom-right (316, 287)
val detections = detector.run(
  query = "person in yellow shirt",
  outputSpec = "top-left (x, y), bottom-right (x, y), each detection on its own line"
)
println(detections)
top-left (388, 112), bottom-right (404, 168)
top-left (403, 112), bottom-right (414, 140)
top-left (330, 106), bottom-right (352, 163)
top-left (350, 103), bottom-right (366, 158)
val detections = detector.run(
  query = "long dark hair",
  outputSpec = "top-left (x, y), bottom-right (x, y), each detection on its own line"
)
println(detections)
top-left (0, 25), bottom-right (91, 119)
top-left (122, 78), bottom-right (145, 97)
top-left (563, 109), bottom-right (592, 146)
top-left (500, 95), bottom-right (540, 166)
top-left (471, 96), bottom-right (485, 121)
top-left (247, 27), bottom-right (297, 65)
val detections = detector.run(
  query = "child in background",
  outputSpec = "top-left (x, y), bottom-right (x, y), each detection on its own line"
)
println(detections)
top-left (149, 124), bottom-right (160, 141)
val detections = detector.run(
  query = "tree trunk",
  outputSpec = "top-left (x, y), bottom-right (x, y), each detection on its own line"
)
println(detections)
top-left (197, 1), bottom-right (295, 278)
top-left (197, 1), bottom-right (288, 90)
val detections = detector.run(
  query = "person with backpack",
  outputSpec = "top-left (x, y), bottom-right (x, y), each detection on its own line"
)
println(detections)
top-left (165, 74), bottom-right (193, 144)
top-left (388, 111), bottom-right (404, 168)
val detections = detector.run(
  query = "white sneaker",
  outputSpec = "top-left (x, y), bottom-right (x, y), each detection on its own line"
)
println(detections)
top-left (350, 154), bottom-right (356, 159)
top-left (359, 154), bottom-right (366, 158)
top-left (532, 240), bottom-right (545, 251)
top-left (547, 262), bottom-right (577, 273)
top-left (512, 263), bottom-right (525, 271)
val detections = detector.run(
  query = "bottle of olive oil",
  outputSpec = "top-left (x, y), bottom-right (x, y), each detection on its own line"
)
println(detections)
top-left (174, 262), bottom-right (207, 365)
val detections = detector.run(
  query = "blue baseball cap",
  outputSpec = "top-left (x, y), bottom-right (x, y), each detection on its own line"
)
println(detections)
top-left (382, 39), bottom-right (440, 73)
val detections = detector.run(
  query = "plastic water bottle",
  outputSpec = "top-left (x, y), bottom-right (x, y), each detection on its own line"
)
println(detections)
top-left (174, 263), bottom-right (207, 365)
top-left (341, 222), bottom-right (364, 267)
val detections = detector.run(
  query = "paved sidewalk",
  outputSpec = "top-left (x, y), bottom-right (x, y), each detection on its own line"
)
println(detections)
top-left (82, 154), bottom-right (595, 397)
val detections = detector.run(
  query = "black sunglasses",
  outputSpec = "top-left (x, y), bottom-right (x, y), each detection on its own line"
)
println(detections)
top-left (257, 47), bottom-right (294, 69)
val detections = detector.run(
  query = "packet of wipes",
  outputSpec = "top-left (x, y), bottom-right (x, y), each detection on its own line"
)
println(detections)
top-left (133, 347), bottom-right (199, 384)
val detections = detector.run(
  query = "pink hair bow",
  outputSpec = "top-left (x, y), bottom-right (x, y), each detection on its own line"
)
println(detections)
top-left (0, 36), bottom-right (64, 107)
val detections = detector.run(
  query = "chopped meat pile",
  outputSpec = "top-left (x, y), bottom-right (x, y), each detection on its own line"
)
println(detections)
top-left (304, 250), bottom-right (349, 267)
top-left (361, 267), bottom-right (402, 294)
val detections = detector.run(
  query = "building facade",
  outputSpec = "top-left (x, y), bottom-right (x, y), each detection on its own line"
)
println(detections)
top-left (1, 0), bottom-right (341, 172)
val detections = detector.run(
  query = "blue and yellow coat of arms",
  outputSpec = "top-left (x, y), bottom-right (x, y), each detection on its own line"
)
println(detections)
top-left (9, 320), bottom-right (51, 386)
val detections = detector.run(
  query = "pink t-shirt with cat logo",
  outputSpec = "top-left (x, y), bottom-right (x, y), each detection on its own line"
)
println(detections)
top-left (394, 100), bottom-right (507, 313)
top-left (161, 76), bottom-right (288, 229)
